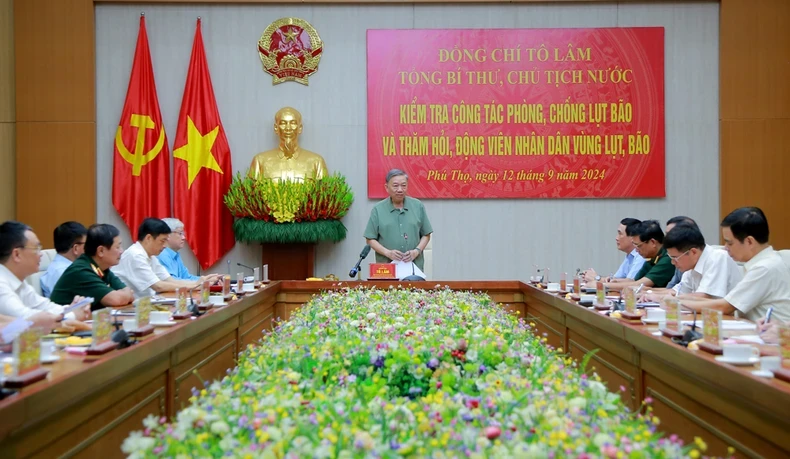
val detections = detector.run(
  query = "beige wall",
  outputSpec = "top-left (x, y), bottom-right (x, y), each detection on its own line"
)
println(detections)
top-left (0, 0), bottom-right (14, 221)
top-left (96, 3), bottom-right (720, 280)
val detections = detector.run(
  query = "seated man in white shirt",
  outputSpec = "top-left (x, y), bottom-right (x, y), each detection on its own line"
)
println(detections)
top-left (0, 221), bottom-right (91, 327)
top-left (680, 207), bottom-right (790, 322)
top-left (584, 218), bottom-right (646, 284)
top-left (664, 216), bottom-right (699, 289)
top-left (40, 221), bottom-right (87, 297)
top-left (113, 218), bottom-right (201, 298)
top-left (642, 224), bottom-right (742, 301)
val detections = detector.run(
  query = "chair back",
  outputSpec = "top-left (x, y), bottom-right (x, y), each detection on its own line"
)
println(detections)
top-left (24, 249), bottom-right (57, 296)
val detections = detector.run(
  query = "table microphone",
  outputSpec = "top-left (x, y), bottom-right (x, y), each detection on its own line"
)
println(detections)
top-left (112, 328), bottom-right (135, 349)
top-left (672, 306), bottom-right (703, 347)
top-left (188, 285), bottom-right (204, 317)
top-left (349, 245), bottom-right (372, 278)
top-left (237, 262), bottom-right (255, 273)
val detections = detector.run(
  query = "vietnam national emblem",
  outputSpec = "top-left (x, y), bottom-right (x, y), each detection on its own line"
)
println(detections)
top-left (258, 17), bottom-right (323, 85)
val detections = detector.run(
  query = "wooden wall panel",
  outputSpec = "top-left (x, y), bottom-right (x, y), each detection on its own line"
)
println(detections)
top-left (568, 331), bottom-right (640, 411)
top-left (172, 329), bottom-right (238, 413)
top-left (645, 374), bottom-right (786, 458)
top-left (0, 125), bottom-right (14, 222)
top-left (14, 0), bottom-right (95, 244)
top-left (721, 119), bottom-right (790, 248)
top-left (15, 122), bottom-right (96, 247)
top-left (720, 0), bottom-right (790, 120)
top-left (0, 0), bottom-right (15, 222)
top-left (0, 0), bottom-right (13, 122)
top-left (720, 0), bottom-right (790, 248)
top-left (14, 0), bottom-right (94, 122)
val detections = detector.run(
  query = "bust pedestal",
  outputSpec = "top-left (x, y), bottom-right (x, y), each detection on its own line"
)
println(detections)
top-left (262, 243), bottom-right (315, 280)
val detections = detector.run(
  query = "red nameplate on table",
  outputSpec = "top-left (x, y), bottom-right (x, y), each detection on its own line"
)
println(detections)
top-left (369, 263), bottom-right (397, 280)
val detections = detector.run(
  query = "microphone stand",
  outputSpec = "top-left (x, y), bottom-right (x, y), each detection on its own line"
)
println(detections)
top-left (110, 310), bottom-right (136, 349)
top-left (349, 249), bottom-right (370, 279)
top-left (237, 262), bottom-right (255, 274)
top-left (188, 286), bottom-right (204, 317)
top-left (670, 306), bottom-right (702, 347)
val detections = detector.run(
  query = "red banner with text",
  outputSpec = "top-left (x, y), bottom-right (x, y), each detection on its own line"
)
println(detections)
top-left (367, 28), bottom-right (665, 199)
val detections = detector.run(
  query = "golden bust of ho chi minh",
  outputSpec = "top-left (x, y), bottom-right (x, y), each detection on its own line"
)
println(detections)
top-left (248, 107), bottom-right (328, 182)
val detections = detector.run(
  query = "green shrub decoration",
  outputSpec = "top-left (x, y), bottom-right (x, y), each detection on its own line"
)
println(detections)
top-left (223, 173), bottom-right (353, 244)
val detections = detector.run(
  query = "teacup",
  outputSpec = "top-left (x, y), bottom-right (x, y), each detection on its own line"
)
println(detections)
top-left (40, 341), bottom-right (55, 360)
top-left (546, 282), bottom-right (561, 291)
top-left (722, 344), bottom-right (759, 361)
top-left (242, 283), bottom-right (256, 292)
top-left (645, 308), bottom-right (666, 321)
top-left (149, 311), bottom-right (171, 324)
top-left (760, 355), bottom-right (781, 372)
top-left (123, 319), bottom-right (138, 331)
top-left (208, 295), bottom-right (225, 305)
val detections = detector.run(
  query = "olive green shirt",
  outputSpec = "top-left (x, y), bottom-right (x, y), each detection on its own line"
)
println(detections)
top-left (364, 197), bottom-right (433, 271)
top-left (634, 246), bottom-right (675, 288)
top-left (50, 254), bottom-right (127, 311)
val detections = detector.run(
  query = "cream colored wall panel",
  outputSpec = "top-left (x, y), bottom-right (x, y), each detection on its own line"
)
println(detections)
top-left (96, 3), bottom-right (719, 281)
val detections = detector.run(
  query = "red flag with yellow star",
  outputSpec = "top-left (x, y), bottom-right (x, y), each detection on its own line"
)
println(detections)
top-left (113, 16), bottom-right (171, 240)
top-left (173, 18), bottom-right (235, 269)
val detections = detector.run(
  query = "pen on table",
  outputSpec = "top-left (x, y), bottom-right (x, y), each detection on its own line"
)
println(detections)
top-left (760, 307), bottom-right (773, 334)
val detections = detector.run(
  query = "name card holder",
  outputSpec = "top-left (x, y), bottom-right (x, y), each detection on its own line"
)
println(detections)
top-left (3, 328), bottom-right (49, 389)
top-left (698, 309), bottom-right (723, 355)
top-left (86, 309), bottom-right (118, 356)
top-left (619, 287), bottom-right (642, 320)
top-left (198, 280), bottom-right (212, 311)
top-left (222, 276), bottom-right (232, 299)
top-left (3, 368), bottom-right (49, 389)
top-left (776, 325), bottom-right (790, 382)
top-left (369, 263), bottom-right (397, 280)
top-left (774, 368), bottom-right (790, 383)
top-left (129, 297), bottom-right (155, 337)
top-left (261, 264), bottom-right (270, 284)
top-left (172, 287), bottom-right (191, 320)
top-left (660, 297), bottom-right (685, 339)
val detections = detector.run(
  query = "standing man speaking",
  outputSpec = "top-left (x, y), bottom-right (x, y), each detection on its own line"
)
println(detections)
top-left (364, 169), bottom-right (433, 274)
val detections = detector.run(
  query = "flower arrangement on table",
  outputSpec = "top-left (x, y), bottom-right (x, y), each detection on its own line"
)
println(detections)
top-left (123, 287), bottom-right (712, 458)
top-left (223, 173), bottom-right (353, 244)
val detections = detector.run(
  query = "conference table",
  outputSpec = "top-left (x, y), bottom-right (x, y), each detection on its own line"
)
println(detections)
top-left (0, 281), bottom-right (787, 458)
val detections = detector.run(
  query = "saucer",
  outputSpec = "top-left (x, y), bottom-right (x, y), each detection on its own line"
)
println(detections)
top-left (715, 356), bottom-right (759, 366)
top-left (150, 320), bottom-right (176, 327)
top-left (750, 370), bottom-right (774, 378)
top-left (641, 317), bottom-right (665, 324)
top-left (40, 355), bottom-right (61, 364)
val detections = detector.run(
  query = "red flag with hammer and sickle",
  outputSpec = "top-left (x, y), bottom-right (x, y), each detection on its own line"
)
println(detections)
top-left (113, 16), bottom-right (170, 240)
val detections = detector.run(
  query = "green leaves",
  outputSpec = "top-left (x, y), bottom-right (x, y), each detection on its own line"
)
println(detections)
top-left (224, 173), bottom-right (354, 223)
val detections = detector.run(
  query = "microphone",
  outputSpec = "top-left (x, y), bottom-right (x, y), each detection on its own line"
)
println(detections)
top-left (670, 306), bottom-right (703, 347)
top-left (111, 328), bottom-right (135, 349)
top-left (349, 245), bottom-right (372, 278)
top-left (683, 307), bottom-right (703, 342)
top-left (188, 285), bottom-right (204, 317)
top-left (401, 260), bottom-right (425, 281)
top-left (237, 262), bottom-right (255, 273)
